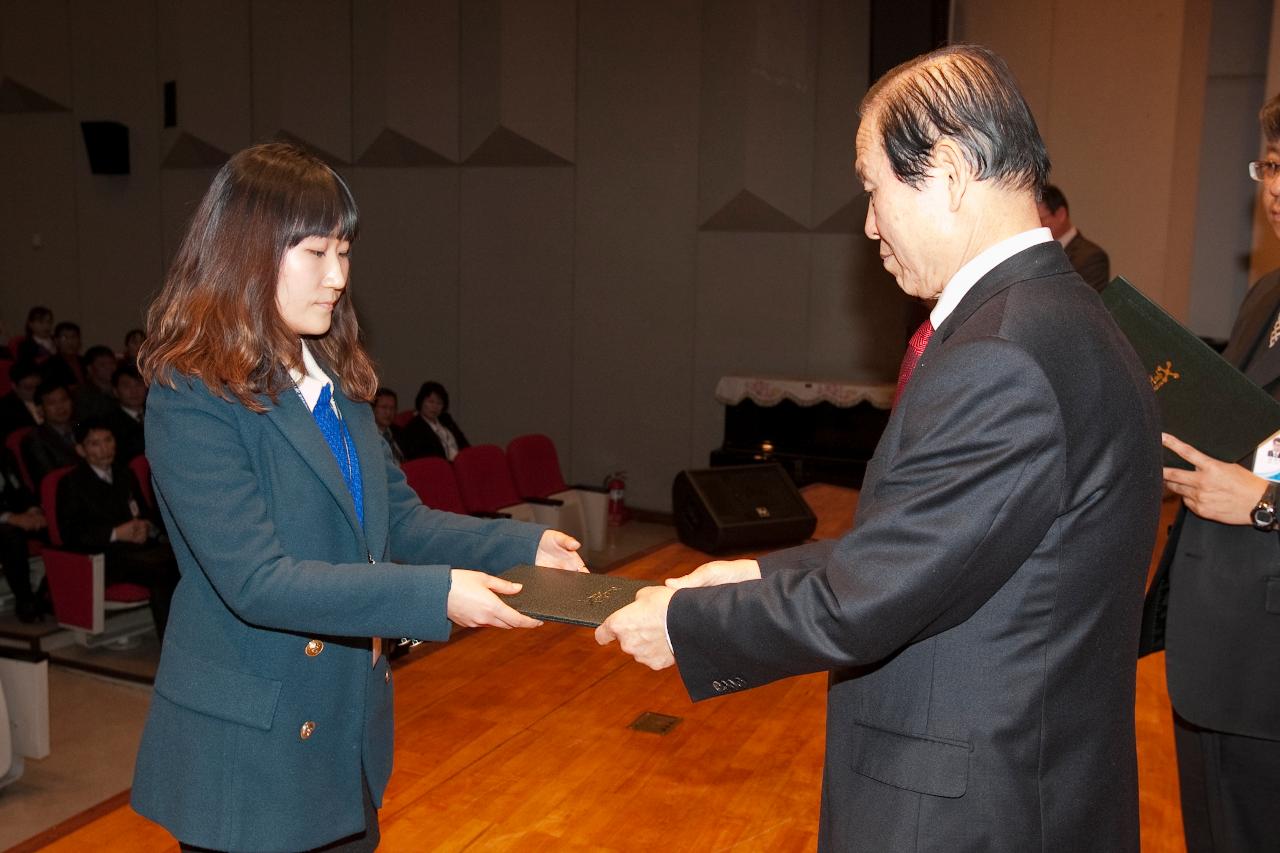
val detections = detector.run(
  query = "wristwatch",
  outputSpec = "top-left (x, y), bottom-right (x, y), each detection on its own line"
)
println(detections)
top-left (1251, 482), bottom-right (1280, 531)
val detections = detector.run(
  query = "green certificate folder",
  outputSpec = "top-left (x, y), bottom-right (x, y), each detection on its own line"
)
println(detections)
top-left (1101, 276), bottom-right (1280, 467)
top-left (498, 564), bottom-right (659, 627)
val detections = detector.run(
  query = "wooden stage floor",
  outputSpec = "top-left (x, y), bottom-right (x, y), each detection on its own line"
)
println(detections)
top-left (19, 484), bottom-right (1185, 852)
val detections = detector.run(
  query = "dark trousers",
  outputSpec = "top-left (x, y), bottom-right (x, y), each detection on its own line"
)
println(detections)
top-left (1174, 712), bottom-right (1280, 852)
top-left (179, 774), bottom-right (380, 852)
top-left (0, 522), bottom-right (34, 605)
top-left (104, 542), bottom-right (178, 642)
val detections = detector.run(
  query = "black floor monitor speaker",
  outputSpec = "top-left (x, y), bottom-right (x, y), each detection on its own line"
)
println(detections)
top-left (673, 463), bottom-right (817, 555)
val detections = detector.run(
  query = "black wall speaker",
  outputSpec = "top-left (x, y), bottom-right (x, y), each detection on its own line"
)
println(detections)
top-left (672, 463), bottom-right (817, 555)
top-left (80, 121), bottom-right (130, 175)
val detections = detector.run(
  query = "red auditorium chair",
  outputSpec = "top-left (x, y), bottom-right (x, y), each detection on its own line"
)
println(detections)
top-left (129, 455), bottom-right (154, 511)
top-left (392, 409), bottom-right (415, 430)
top-left (39, 466), bottom-right (152, 647)
top-left (401, 457), bottom-right (466, 514)
top-left (506, 434), bottom-right (605, 549)
top-left (0, 358), bottom-right (12, 397)
top-left (451, 445), bottom-right (542, 523)
top-left (5, 336), bottom-right (22, 360)
top-left (4, 427), bottom-right (34, 492)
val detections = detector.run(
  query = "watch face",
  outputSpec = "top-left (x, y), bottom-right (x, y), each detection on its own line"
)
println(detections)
top-left (1254, 506), bottom-right (1276, 528)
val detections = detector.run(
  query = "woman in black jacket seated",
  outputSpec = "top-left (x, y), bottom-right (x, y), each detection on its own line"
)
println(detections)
top-left (398, 381), bottom-right (469, 462)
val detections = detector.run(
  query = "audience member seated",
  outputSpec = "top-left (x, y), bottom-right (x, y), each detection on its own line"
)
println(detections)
top-left (13, 306), bottom-right (55, 364)
top-left (106, 364), bottom-right (147, 461)
top-left (370, 386), bottom-right (405, 464)
top-left (0, 450), bottom-right (47, 623)
top-left (75, 345), bottom-right (119, 420)
top-left (22, 379), bottom-right (78, 489)
top-left (122, 328), bottom-right (145, 367)
top-left (56, 417), bottom-right (178, 640)
top-left (40, 321), bottom-right (85, 389)
top-left (0, 361), bottom-right (41, 439)
top-left (1037, 184), bottom-right (1111, 292)
top-left (399, 381), bottom-right (470, 462)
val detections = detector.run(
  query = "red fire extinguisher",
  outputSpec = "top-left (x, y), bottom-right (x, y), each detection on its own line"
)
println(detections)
top-left (605, 471), bottom-right (629, 526)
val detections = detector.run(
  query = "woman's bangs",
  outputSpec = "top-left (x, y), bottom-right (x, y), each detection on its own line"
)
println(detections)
top-left (284, 169), bottom-right (360, 247)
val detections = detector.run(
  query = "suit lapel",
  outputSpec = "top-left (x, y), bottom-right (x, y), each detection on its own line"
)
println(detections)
top-left (263, 385), bottom-right (367, 547)
top-left (935, 241), bottom-right (1074, 346)
top-left (1223, 275), bottom-right (1280, 372)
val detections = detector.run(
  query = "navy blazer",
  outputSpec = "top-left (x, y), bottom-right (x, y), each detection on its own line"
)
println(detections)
top-left (668, 243), bottom-right (1163, 852)
top-left (131, 372), bottom-right (544, 852)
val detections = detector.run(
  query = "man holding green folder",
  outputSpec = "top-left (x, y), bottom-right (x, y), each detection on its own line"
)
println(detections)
top-left (1152, 93), bottom-right (1280, 852)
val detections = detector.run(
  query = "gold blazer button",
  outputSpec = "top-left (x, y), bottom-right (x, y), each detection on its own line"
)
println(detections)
top-left (299, 720), bottom-right (316, 740)
top-left (305, 639), bottom-right (324, 657)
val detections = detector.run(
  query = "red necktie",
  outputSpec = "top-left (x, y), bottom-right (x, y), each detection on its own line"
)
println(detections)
top-left (893, 319), bottom-right (934, 407)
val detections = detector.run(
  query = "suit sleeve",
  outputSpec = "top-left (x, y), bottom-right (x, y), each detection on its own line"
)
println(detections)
top-left (146, 380), bottom-right (456, 641)
top-left (669, 337), bottom-right (1066, 701)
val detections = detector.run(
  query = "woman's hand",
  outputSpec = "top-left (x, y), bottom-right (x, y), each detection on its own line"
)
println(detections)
top-left (1162, 432), bottom-right (1270, 526)
top-left (536, 529), bottom-right (588, 572)
top-left (447, 569), bottom-right (542, 628)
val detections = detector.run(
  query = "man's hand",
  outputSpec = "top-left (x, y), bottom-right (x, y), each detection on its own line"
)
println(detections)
top-left (6, 507), bottom-right (46, 532)
top-left (595, 586), bottom-right (676, 670)
top-left (113, 518), bottom-right (150, 544)
top-left (447, 569), bottom-right (543, 628)
top-left (666, 559), bottom-right (760, 590)
top-left (1162, 432), bottom-right (1269, 525)
top-left (536, 529), bottom-right (588, 572)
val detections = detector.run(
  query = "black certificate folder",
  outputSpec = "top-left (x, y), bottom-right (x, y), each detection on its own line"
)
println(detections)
top-left (498, 564), bottom-right (659, 627)
top-left (1101, 276), bottom-right (1280, 467)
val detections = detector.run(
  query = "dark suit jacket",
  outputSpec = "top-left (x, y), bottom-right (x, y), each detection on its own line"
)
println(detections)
top-left (397, 412), bottom-right (469, 461)
top-left (668, 242), bottom-right (1163, 852)
top-left (105, 405), bottom-right (145, 462)
top-left (1065, 230), bottom-right (1110, 292)
top-left (130, 371), bottom-right (544, 852)
top-left (1145, 268), bottom-right (1280, 742)
top-left (22, 423), bottom-right (78, 489)
top-left (0, 391), bottom-right (37, 439)
top-left (56, 461), bottom-right (152, 553)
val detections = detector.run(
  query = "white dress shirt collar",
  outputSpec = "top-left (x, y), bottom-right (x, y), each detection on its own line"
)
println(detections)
top-left (287, 340), bottom-right (335, 413)
top-left (1056, 226), bottom-right (1078, 249)
top-left (930, 227), bottom-right (1053, 329)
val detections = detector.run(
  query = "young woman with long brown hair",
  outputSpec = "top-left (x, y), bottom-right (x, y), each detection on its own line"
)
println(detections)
top-left (130, 142), bottom-right (584, 852)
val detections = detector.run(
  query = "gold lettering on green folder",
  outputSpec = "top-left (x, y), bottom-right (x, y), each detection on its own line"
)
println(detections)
top-left (1150, 360), bottom-right (1180, 392)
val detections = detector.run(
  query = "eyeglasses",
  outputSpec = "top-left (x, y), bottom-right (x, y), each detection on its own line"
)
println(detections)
top-left (1248, 160), bottom-right (1280, 182)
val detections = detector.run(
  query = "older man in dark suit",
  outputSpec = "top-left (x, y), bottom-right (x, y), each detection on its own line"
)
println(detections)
top-left (1038, 183), bottom-right (1111, 291)
top-left (599, 45), bottom-right (1162, 852)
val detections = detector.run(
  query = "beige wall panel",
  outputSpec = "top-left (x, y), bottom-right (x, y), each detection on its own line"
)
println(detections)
top-left (69, 0), bottom-right (163, 347)
top-left (0, 113), bottom-right (79, 335)
top-left (700, 0), bottom-right (816, 229)
top-left (573, 0), bottom-right (701, 511)
top-left (251, 0), bottom-right (351, 162)
top-left (346, 168), bottom-right (460, 404)
top-left (807, 232), bottom-right (909, 382)
top-left (460, 0), bottom-right (575, 163)
top-left (812, 0), bottom-right (868, 228)
top-left (1, 0), bottom-right (71, 106)
top-left (501, 0), bottom-right (575, 162)
top-left (353, 0), bottom-right (459, 162)
top-left (692, 234), bottom-right (812, 466)
top-left (458, 168), bottom-right (574, 452)
top-left (955, 0), bottom-right (1211, 315)
top-left (158, 0), bottom-right (251, 157)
